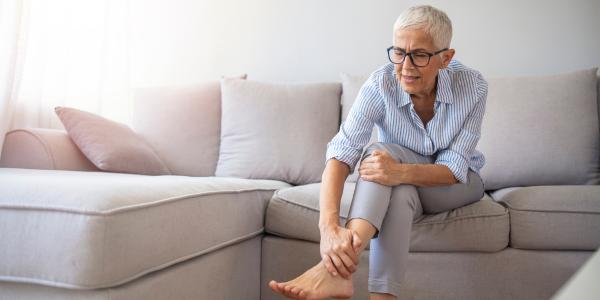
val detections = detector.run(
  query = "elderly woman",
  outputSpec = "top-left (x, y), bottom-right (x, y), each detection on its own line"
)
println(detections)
top-left (270, 5), bottom-right (486, 300)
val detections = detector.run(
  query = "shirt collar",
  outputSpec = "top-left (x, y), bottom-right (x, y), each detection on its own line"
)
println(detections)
top-left (394, 68), bottom-right (454, 107)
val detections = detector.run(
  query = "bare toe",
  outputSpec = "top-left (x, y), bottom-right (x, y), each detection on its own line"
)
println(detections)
top-left (283, 284), bottom-right (294, 295)
top-left (268, 280), bottom-right (278, 291)
top-left (290, 286), bottom-right (301, 296)
top-left (278, 282), bottom-right (288, 293)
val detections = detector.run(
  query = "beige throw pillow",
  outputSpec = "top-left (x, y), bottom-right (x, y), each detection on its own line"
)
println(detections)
top-left (55, 106), bottom-right (171, 175)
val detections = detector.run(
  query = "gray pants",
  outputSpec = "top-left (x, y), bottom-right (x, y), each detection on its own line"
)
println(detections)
top-left (345, 142), bottom-right (485, 297)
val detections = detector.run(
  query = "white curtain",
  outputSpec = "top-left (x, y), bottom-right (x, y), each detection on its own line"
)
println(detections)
top-left (0, 0), bottom-right (131, 157)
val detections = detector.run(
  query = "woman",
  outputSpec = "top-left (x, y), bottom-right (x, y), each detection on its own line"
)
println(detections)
top-left (269, 5), bottom-right (487, 300)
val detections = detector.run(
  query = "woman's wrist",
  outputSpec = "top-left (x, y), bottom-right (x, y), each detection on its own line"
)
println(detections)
top-left (393, 162), bottom-right (411, 185)
top-left (319, 212), bottom-right (340, 231)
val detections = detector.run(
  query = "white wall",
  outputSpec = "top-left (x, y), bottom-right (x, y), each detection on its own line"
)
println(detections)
top-left (129, 0), bottom-right (600, 86)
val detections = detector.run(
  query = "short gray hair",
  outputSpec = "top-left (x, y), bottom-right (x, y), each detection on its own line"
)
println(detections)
top-left (393, 5), bottom-right (453, 49)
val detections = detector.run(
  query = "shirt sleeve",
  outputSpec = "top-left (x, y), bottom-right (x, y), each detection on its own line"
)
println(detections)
top-left (325, 73), bottom-right (385, 174)
top-left (435, 72), bottom-right (488, 184)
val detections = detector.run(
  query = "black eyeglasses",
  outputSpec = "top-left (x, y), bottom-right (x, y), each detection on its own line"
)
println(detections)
top-left (387, 46), bottom-right (448, 67)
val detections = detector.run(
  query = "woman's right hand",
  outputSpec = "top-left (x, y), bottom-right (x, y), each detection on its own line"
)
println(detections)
top-left (319, 225), bottom-right (362, 279)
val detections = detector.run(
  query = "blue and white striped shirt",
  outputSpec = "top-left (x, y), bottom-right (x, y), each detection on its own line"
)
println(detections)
top-left (325, 60), bottom-right (487, 184)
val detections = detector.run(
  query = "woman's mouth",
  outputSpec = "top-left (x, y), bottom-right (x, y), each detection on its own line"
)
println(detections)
top-left (402, 75), bottom-right (420, 84)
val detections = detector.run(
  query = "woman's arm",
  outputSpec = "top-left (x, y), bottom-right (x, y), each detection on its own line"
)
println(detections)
top-left (393, 163), bottom-right (458, 187)
top-left (317, 158), bottom-right (362, 279)
top-left (318, 158), bottom-right (350, 229)
top-left (358, 150), bottom-right (458, 187)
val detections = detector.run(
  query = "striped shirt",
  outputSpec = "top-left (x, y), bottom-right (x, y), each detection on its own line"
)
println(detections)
top-left (325, 60), bottom-right (487, 184)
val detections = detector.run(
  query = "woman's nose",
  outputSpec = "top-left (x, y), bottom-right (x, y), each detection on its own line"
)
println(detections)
top-left (402, 62), bottom-right (415, 72)
top-left (402, 55), bottom-right (416, 70)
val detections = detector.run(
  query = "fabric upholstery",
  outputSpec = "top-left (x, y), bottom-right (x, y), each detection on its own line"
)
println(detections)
top-left (133, 81), bottom-right (222, 177)
top-left (478, 68), bottom-right (600, 190)
top-left (265, 182), bottom-right (509, 252)
top-left (55, 106), bottom-right (170, 176)
top-left (261, 236), bottom-right (593, 300)
top-left (0, 168), bottom-right (289, 289)
top-left (0, 128), bottom-right (98, 171)
top-left (216, 78), bottom-right (341, 185)
top-left (490, 185), bottom-right (600, 250)
top-left (0, 236), bottom-right (261, 299)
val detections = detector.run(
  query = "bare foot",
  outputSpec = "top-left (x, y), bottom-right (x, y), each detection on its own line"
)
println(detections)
top-left (269, 261), bottom-right (354, 299)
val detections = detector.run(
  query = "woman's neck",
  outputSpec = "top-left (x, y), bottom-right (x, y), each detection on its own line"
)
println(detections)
top-left (410, 76), bottom-right (438, 104)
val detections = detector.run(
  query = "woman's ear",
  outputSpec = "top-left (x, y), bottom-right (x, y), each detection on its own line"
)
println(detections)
top-left (441, 48), bottom-right (455, 68)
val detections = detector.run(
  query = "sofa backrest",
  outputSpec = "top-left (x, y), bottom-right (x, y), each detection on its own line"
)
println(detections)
top-left (339, 68), bottom-right (600, 190)
top-left (132, 79), bottom-right (342, 181)
top-left (131, 68), bottom-right (599, 187)
top-left (132, 82), bottom-right (222, 177)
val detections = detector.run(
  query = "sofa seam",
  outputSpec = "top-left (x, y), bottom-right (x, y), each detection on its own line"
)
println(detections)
top-left (272, 194), bottom-right (508, 225)
top-left (8, 129), bottom-right (57, 169)
top-left (0, 187), bottom-right (283, 215)
top-left (412, 212), bottom-right (509, 227)
top-left (0, 229), bottom-right (265, 290)
top-left (503, 203), bottom-right (600, 215)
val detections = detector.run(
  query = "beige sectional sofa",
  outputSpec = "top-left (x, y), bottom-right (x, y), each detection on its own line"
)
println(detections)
top-left (1, 67), bottom-right (599, 300)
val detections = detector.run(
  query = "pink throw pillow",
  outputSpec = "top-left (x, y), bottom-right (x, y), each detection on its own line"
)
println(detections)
top-left (55, 106), bottom-right (171, 175)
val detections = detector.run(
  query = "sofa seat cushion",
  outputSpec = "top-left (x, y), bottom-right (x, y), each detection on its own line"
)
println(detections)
top-left (265, 182), bottom-right (509, 252)
top-left (0, 168), bottom-right (290, 289)
top-left (490, 185), bottom-right (600, 250)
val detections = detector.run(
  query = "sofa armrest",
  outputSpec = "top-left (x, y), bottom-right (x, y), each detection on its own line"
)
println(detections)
top-left (0, 128), bottom-right (99, 171)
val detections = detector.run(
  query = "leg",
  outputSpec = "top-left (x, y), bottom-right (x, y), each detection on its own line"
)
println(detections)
top-left (417, 169), bottom-right (484, 214)
top-left (344, 142), bottom-right (432, 298)
top-left (266, 142), bottom-right (419, 300)
top-left (347, 142), bottom-right (484, 298)
top-left (345, 142), bottom-right (433, 238)
top-left (366, 184), bottom-right (423, 299)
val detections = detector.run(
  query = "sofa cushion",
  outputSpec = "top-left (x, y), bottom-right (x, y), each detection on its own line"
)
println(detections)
top-left (340, 73), bottom-right (378, 182)
top-left (490, 185), bottom-right (600, 250)
top-left (478, 68), bottom-right (600, 190)
top-left (265, 182), bottom-right (509, 252)
top-left (55, 106), bottom-right (171, 176)
top-left (216, 78), bottom-right (341, 185)
top-left (0, 168), bottom-right (290, 289)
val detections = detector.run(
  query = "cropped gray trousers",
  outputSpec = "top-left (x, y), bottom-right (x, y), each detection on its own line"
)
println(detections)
top-left (345, 142), bottom-right (485, 297)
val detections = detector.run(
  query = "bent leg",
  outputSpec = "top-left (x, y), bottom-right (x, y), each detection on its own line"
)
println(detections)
top-left (368, 184), bottom-right (422, 297)
top-left (417, 169), bottom-right (485, 214)
top-left (344, 142), bottom-right (433, 237)
top-left (346, 142), bottom-right (485, 298)
top-left (344, 142), bottom-right (432, 297)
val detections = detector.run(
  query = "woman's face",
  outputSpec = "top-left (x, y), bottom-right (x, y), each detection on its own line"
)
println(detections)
top-left (393, 28), bottom-right (454, 98)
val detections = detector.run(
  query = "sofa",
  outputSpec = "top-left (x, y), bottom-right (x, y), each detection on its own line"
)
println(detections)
top-left (0, 66), bottom-right (599, 300)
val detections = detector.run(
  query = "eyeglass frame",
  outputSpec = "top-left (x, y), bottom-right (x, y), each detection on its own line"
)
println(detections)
top-left (386, 46), bottom-right (449, 67)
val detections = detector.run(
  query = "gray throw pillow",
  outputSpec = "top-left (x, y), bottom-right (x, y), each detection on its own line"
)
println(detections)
top-left (216, 78), bottom-right (341, 185)
top-left (478, 68), bottom-right (599, 190)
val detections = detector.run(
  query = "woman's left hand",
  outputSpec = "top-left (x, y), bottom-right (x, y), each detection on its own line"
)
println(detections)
top-left (358, 150), bottom-right (405, 186)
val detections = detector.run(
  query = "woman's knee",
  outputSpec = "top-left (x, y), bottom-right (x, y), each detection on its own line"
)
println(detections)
top-left (362, 142), bottom-right (432, 164)
top-left (390, 185), bottom-right (422, 215)
top-left (363, 142), bottom-right (406, 161)
top-left (363, 142), bottom-right (389, 158)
